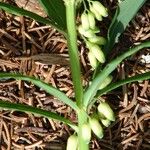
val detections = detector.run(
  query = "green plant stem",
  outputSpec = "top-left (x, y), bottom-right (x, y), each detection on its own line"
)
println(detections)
top-left (65, 0), bottom-right (83, 108)
top-left (77, 109), bottom-right (89, 150)
top-left (65, 1), bottom-right (88, 149)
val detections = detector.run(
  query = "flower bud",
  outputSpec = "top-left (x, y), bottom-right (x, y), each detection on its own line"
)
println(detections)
top-left (78, 25), bottom-right (95, 38)
top-left (92, 27), bottom-right (100, 33)
top-left (88, 11), bottom-right (96, 29)
top-left (66, 134), bottom-right (78, 150)
top-left (81, 12), bottom-right (90, 30)
top-left (99, 75), bottom-right (113, 90)
top-left (100, 118), bottom-right (111, 127)
top-left (87, 42), bottom-right (105, 63)
top-left (98, 102), bottom-right (115, 121)
top-left (81, 123), bottom-right (91, 143)
top-left (88, 51), bottom-right (97, 69)
top-left (89, 117), bottom-right (104, 139)
top-left (90, 6), bottom-right (102, 21)
top-left (88, 36), bottom-right (106, 45)
top-left (92, 1), bottom-right (108, 17)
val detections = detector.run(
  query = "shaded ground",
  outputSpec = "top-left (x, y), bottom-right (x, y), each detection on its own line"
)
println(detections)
top-left (0, 0), bottom-right (150, 149)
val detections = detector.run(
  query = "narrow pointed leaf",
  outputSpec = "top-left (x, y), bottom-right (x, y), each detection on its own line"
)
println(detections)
top-left (0, 2), bottom-right (65, 34)
top-left (97, 71), bottom-right (150, 97)
top-left (84, 41), bottom-right (150, 108)
top-left (38, 0), bottom-right (66, 31)
top-left (105, 0), bottom-right (147, 53)
top-left (0, 73), bottom-right (79, 111)
top-left (0, 100), bottom-right (77, 130)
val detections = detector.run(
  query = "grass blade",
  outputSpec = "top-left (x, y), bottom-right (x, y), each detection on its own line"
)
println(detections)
top-left (39, 0), bottom-right (66, 31)
top-left (0, 73), bottom-right (79, 112)
top-left (96, 71), bottom-right (150, 97)
top-left (83, 41), bottom-right (150, 108)
top-left (0, 2), bottom-right (65, 34)
top-left (0, 100), bottom-right (77, 130)
top-left (105, 0), bottom-right (147, 53)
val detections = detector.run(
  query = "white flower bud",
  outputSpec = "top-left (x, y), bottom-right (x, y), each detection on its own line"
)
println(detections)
top-left (88, 36), bottom-right (106, 45)
top-left (87, 42), bottom-right (105, 63)
top-left (78, 25), bottom-right (95, 38)
top-left (98, 102), bottom-right (115, 121)
top-left (81, 123), bottom-right (91, 143)
top-left (88, 51), bottom-right (97, 69)
top-left (92, 1), bottom-right (108, 17)
top-left (88, 11), bottom-right (96, 29)
top-left (99, 75), bottom-right (113, 89)
top-left (81, 12), bottom-right (90, 30)
top-left (91, 27), bottom-right (100, 33)
top-left (90, 5), bottom-right (103, 21)
top-left (66, 134), bottom-right (78, 150)
top-left (89, 117), bottom-right (104, 139)
top-left (100, 118), bottom-right (111, 127)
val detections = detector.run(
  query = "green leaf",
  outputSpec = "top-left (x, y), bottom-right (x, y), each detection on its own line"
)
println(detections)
top-left (0, 2), bottom-right (66, 34)
top-left (0, 73), bottom-right (79, 112)
top-left (96, 71), bottom-right (150, 97)
top-left (0, 100), bottom-right (77, 130)
top-left (83, 41), bottom-right (150, 108)
top-left (105, 0), bottom-right (147, 53)
top-left (39, 0), bottom-right (66, 31)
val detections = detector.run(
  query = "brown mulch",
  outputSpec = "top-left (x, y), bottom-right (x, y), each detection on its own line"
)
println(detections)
top-left (0, 0), bottom-right (150, 150)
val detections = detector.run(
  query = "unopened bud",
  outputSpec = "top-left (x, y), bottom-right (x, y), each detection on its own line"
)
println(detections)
top-left (81, 12), bottom-right (90, 30)
top-left (98, 102), bottom-right (115, 121)
top-left (88, 11), bottom-right (96, 29)
top-left (92, 1), bottom-right (108, 17)
top-left (88, 36), bottom-right (106, 45)
top-left (89, 117), bottom-right (104, 139)
top-left (88, 42), bottom-right (105, 63)
top-left (99, 75), bottom-right (113, 90)
top-left (81, 123), bottom-right (91, 143)
top-left (90, 6), bottom-right (103, 21)
top-left (100, 118), bottom-right (111, 127)
top-left (88, 51), bottom-right (97, 69)
top-left (66, 134), bottom-right (78, 150)
top-left (78, 25), bottom-right (95, 38)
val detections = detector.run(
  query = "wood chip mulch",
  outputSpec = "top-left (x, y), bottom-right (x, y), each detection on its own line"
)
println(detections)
top-left (0, 0), bottom-right (150, 149)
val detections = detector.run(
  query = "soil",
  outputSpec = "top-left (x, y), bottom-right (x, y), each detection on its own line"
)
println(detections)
top-left (0, 0), bottom-right (150, 150)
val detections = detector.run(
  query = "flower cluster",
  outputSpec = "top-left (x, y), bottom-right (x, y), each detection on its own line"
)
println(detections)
top-left (82, 101), bottom-right (115, 143)
top-left (66, 102), bottom-right (115, 148)
top-left (78, 0), bottom-right (108, 69)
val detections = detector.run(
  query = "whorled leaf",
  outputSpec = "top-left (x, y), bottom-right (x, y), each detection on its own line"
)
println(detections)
top-left (0, 73), bottom-right (79, 112)
top-left (0, 2), bottom-right (66, 34)
top-left (97, 71), bottom-right (150, 97)
top-left (0, 100), bottom-right (77, 130)
top-left (38, 0), bottom-right (66, 31)
top-left (84, 41), bottom-right (150, 108)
